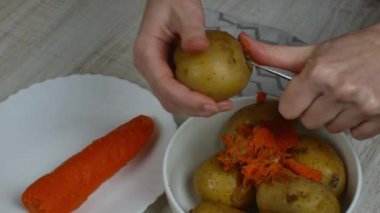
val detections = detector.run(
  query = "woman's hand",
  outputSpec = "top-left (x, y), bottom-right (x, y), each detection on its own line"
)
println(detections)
top-left (133, 0), bottom-right (232, 117)
top-left (239, 23), bottom-right (380, 140)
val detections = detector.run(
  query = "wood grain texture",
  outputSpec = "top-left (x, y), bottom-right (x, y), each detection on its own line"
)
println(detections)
top-left (0, 0), bottom-right (379, 212)
top-left (0, 0), bottom-right (147, 103)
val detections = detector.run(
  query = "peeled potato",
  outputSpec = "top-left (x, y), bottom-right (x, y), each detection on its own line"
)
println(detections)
top-left (174, 30), bottom-right (252, 101)
top-left (290, 136), bottom-right (346, 197)
top-left (190, 201), bottom-right (246, 213)
top-left (193, 156), bottom-right (255, 208)
top-left (256, 178), bottom-right (340, 213)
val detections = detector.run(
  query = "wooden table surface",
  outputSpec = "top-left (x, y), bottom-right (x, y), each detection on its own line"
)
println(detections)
top-left (1, 0), bottom-right (379, 212)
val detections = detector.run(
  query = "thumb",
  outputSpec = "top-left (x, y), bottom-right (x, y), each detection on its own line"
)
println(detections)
top-left (238, 32), bottom-right (316, 72)
top-left (173, 2), bottom-right (209, 53)
top-left (179, 25), bottom-right (209, 53)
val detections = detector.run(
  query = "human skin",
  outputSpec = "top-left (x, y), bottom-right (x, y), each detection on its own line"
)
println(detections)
top-left (133, 0), bottom-right (232, 117)
top-left (239, 23), bottom-right (380, 140)
top-left (134, 0), bottom-right (380, 139)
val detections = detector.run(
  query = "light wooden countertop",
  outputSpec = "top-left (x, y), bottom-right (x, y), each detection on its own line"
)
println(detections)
top-left (1, 0), bottom-right (379, 212)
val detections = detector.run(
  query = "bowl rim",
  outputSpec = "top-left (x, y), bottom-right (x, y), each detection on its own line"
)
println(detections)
top-left (163, 96), bottom-right (362, 213)
top-left (343, 132), bottom-right (362, 213)
top-left (163, 104), bottom-right (198, 213)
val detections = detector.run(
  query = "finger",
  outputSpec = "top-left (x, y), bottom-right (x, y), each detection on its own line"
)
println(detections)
top-left (238, 32), bottom-right (316, 72)
top-left (174, 1), bottom-right (209, 53)
top-left (135, 37), bottom-right (219, 116)
top-left (279, 74), bottom-right (320, 119)
top-left (300, 95), bottom-right (345, 129)
top-left (159, 80), bottom-right (233, 116)
top-left (158, 81), bottom-right (233, 116)
top-left (325, 109), bottom-right (366, 133)
top-left (216, 100), bottom-right (233, 112)
top-left (350, 117), bottom-right (380, 140)
top-left (155, 78), bottom-right (219, 116)
top-left (149, 66), bottom-right (221, 117)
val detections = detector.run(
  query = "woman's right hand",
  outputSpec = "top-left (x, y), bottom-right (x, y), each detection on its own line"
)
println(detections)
top-left (239, 23), bottom-right (380, 140)
top-left (133, 0), bottom-right (233, 117)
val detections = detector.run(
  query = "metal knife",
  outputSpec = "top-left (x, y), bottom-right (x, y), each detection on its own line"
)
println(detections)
top-left (246, 60), bottom-right (294, 81)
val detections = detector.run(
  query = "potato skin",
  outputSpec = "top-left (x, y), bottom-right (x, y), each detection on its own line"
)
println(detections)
top-left (225, 101), bottom-right (295, 135)
top-left (190, 201), bottom-right (246, 213)
top-left (256, 178), bottom-right (340, 213)
top-left (291, 136), bottom-right (346, 197)
top-left (193, 156), bottom-right (255, 208)
top-left (174, 30), bottom-right (252, 101)
top-left (226, 101), bottom-right (280, 132)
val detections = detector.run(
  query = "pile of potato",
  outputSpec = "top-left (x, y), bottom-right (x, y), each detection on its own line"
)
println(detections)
top-left (191, 101), bottom-right (346, 213)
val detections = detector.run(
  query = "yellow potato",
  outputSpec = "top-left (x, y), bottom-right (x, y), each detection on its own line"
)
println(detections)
top-left (291, 136), bottom-right (346, 197)
top-left (190, 201), bottom-right (246, 213)
top-left (174, 30), bottom-right (252, 101)
top-left (226, 101), bottom-right (280, 132)
top-left (193, 156), bottom-right (255, 208)
top-left (225, 101), bottom-right (294, 135)
top-left (256, 178), bottom-right (340, 213)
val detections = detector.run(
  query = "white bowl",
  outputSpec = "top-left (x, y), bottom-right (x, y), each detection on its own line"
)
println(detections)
top-left (163, 96), bottom-right (362, 213)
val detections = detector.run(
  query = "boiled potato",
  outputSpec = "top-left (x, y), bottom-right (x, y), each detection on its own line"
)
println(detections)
top-left (193, 156), bottom-right (255, 208)
top-left (291, 136), bottom-right (346, 197)
top-left (174, 30), bottom-right (252, 101)
top-left (225, 101), bottom-right (293, 134)
top-left (256, 178), bottom-right (340, 213)
top-left (191, 201), bottom-right (246, 213)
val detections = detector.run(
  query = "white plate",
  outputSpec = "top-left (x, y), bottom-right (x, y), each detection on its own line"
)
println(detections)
top-left (0, 75), bottom-right (177, 213)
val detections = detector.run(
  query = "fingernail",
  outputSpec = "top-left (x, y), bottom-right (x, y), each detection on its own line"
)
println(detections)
top-left (240, 31), bottom-right (249, 38)
top-left (219, 105), bottom-right (232, 112)
top-left (239, 34), bottom-right (249, 53)
top-left (217, 102), bottom-right (231, 111)
top-left (203, 104), bottom-right (218, 113)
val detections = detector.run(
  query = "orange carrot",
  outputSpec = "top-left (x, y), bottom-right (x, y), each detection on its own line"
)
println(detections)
top-left (21, 115), bottom-right (155, 213)
top-left (283, 158), bottom-right (322, 183)
top-left (217, 120), bottom-right (322, 187)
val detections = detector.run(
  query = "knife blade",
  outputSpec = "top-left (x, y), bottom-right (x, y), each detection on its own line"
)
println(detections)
top-left (246, 60), bottom-right (294, 81)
